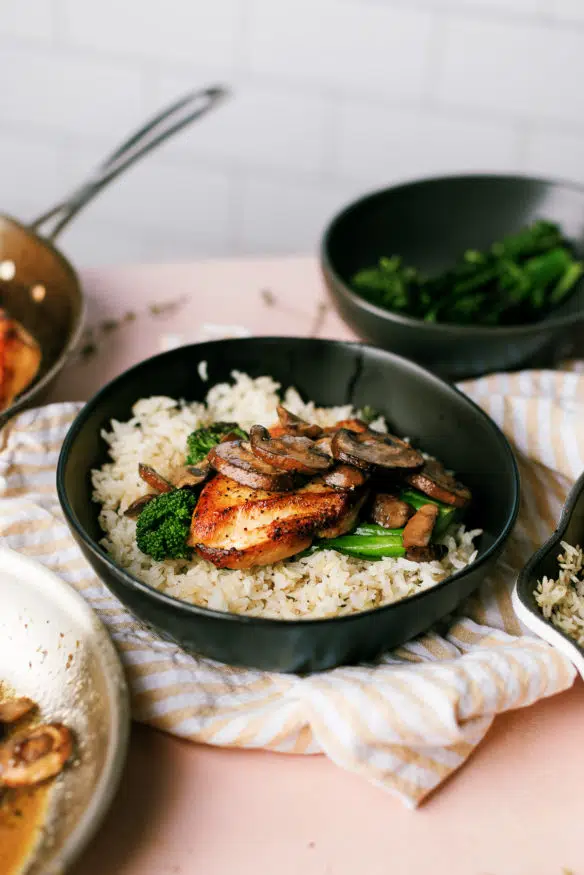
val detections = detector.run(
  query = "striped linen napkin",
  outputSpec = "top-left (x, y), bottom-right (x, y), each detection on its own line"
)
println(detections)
top-left (1, 367), bottom-right (581, 808)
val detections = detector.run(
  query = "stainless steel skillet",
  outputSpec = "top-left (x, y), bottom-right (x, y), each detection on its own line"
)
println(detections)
top-left (0, 85), bottom-right (227, 426)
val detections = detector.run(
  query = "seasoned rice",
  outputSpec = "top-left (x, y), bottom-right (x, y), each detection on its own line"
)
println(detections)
top-left (534, 541), bottom-right (584, 647)
top-left (92, 371), bottom-right (481, 620)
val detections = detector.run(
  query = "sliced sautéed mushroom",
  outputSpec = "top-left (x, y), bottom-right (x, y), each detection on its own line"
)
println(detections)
top-left (0, 689), bottom-right (74, 875)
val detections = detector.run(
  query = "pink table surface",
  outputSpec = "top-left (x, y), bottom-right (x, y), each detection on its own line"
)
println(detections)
top-left (47, 257), bottom-right (583, 875)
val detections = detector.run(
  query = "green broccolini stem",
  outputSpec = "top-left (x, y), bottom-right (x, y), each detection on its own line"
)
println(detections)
top-left (550, 261), bottom-right (584, 304)
top-left (400, 488), bottom-right (460, 539)
top-left (353, 523), bottom-right (404, 536)
top-left (350, 220), bottom-right (582, 326)
top-left (306, 488), bottom-right (464, 560)
top-left (312, 533), bottom-right (406, 559)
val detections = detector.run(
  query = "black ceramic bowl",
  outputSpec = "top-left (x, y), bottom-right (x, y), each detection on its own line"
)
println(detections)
top-left (57, 337), bottom-right (520, 673)
top-left (513, 471), bottom-right (584, 676)
top-left (321, 174), bottom-right (584, 381)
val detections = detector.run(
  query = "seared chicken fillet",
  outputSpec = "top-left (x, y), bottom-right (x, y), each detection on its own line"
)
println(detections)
top-left (0, 314), bottom-right (41, 410)
top-left (189, 474), bottom-right (368, 569)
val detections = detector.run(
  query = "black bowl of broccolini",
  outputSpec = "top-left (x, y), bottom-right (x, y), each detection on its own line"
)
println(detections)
top-left (321, 174), bottom-right (584, 379)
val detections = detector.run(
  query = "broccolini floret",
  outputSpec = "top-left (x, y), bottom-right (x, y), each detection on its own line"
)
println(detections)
top-left (185, 422), bottom-right (248, 465)
top-left (135, 489), bottom-right (198, 561)
top-left (350, 219), bottom-right (583, 327)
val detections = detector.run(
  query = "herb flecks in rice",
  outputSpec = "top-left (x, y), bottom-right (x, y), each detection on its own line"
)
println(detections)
top-left (535, 541), bottom-right (584, 647)
top-left (92, 372), bottom-right (481, 620)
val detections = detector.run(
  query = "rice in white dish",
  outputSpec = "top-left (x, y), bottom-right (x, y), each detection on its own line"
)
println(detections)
top-left (92, 370), bottom-right (481, 620)
top-left (535, 541), bottom-right (584, 647)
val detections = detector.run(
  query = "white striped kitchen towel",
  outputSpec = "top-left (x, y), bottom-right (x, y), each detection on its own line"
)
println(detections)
top-left (0, 367), bottom-right (579, 808)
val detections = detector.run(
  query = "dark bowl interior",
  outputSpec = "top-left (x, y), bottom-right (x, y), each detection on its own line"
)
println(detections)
top-left (322, 174), bottom-right (584, 379)
top-left (57, 337), bottom-right (520, 673)
top-left (0, 215), bottom-right (84, 425)
top-left (516, 470), bottom-right (584, 660)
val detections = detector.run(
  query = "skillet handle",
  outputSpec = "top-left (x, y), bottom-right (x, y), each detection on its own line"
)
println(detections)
top-left (30, 85), bottom-right (228, 240)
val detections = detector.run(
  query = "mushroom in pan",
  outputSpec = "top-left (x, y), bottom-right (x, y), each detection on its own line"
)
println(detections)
top-left (0, 697), bottom-right (36, 725)
top-left (249, 425), bottom-right (333, 474)
top-left (370, 494), bottom-right (414, 529)
top-left (0, 723), bottom-right (73, 788)
top-left (406, 459), bottom-right (471, 508)
top-left (208, 440), bottom-right (296, 491)
top-left (331, 428), bottom-right (424, 471)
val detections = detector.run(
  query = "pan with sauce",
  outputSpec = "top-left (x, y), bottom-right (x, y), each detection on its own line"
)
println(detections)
top-left (0, 547), bottom-right (130, 873)
top-left (0, 691), bottom-right (73, 875)
top-left (0, 783), bottom-right (50, 875)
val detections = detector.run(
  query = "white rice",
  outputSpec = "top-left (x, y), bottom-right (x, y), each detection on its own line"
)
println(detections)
top-left (92, 372), bottom-right (481, 620)
top-left (535, 541), bottom-right (584, 647)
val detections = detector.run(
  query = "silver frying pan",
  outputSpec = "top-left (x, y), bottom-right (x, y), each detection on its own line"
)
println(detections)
top-left (0, 85), bottom-right (227, 425)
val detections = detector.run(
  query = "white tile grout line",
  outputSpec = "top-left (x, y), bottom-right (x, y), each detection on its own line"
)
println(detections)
top-left (420, 9), bottom-right (449, 110)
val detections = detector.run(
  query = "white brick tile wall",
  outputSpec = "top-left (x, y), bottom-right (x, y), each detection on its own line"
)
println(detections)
top-left (247, 0), bottom-right (434, 99)
top-left (433, 18), bottom-right (538, 118)
top-left (549, 0), bottom-right (584, 22)
top-left (1, 0), bottom-right (584, 266)
top-left (238, 175), bottom-right (365, 255)
top-left (62, 0), bottom-right (240, 73)
top-left (524, 129), bottom-right (584, 185)
top-left (528, 27), bottom-right (584, 124)
top-left (0, 48), bottom-right (144, 138)
top-left (434, 16), bottom-right (584, 126)
top-left (454, 0), bottom-right (541, 9)
top-left (55, 147), bottom-right (233, 255)
top-left (434, 0), bottom-right (541, 11)
top-left (58, 222), bottom-right (149, 267)
top-left (334, 102), bottom-right (521, 185)
top-left (0, 0), bottom-right (55, 42)
top-left (148, 75), bottom-right (331, 174)
top-left (406, 0), bottom-right (542, 11)
top-left (0, 128), bottom-right (64, 223)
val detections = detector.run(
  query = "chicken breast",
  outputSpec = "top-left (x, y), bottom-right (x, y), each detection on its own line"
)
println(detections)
top-left (0, 314), bottom-right (41, 411)
top-left (189, 474), bottom-right (367, 569)
top-left (317, 490), bottom-right (368, 538)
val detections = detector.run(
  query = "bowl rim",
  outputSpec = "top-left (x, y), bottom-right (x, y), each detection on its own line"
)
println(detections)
top-left (57, 336), bottom-right (521, 628)
top-left (0, 213), bottom-right (86, 422)
top-left (515, 469), bottom-right (584, 662)
top-left (321, 171), bottom-right (584, 337)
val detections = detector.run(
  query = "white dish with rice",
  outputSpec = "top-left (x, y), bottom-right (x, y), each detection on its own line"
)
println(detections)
top-left (513, 470), bottom-right (584, 680)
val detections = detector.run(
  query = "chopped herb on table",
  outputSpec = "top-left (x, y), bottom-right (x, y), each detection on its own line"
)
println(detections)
top-left (351, 220), bottom-right (583, 326)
